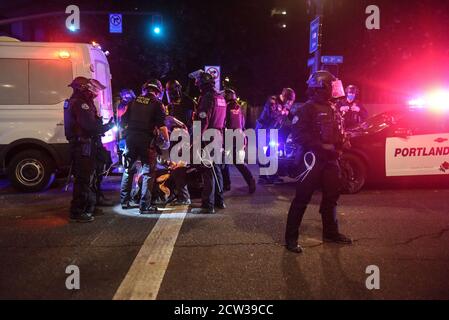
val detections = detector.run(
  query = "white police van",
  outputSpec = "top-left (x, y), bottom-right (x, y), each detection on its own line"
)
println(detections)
top-left (0, 37), bottom-right (116, 192)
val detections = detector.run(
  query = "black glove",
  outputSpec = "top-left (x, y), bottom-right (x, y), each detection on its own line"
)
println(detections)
top-left (107, 117), bottom-right (114, 129)
top-left (101, 118), bottom-right (115, 134)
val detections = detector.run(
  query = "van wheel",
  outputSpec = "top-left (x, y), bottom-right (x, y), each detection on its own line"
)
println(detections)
top-left (340, 154), bottom-right (367, 194)
top-left (7, 150), bottom-right (56, 192)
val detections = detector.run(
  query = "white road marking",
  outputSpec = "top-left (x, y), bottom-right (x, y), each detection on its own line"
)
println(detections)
top-left (113, 210), bottom-right (187, 300)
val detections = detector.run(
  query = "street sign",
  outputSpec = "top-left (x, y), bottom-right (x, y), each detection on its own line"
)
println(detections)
top-left (109, 13), bottom-right (122, 33)
top-left (205, 65), bottom-right (221, 91)
top-left (321, 56), bottom-right (344, 64)
top-left (309, 17), bottom-right (320, 54)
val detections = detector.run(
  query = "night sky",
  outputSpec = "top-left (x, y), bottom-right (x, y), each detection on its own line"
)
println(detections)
top-left (1, 0), bottom-right (449, 105)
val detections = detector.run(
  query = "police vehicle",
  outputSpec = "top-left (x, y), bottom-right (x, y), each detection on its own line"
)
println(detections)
top-left (0, 37), bottom-right (116, 192)
top-left (341, 91), bottom-right (449, 193)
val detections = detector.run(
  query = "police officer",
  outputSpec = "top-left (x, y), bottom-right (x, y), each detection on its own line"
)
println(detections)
top-left (256, 88), bottom-right (296, 185)
top-left (115, 89), bottom-right (136, 166)
top-left (120, 79), bottom-right (169, 214)
top-left (166, 80), bottom-right (197, 130)
top-left (338, 85), bottom-right (368, 129)
top-left (285, 71), bottom-right (352, 253)
top-left (191, 71), bottom-right (227, 214)
top-left (222, 88), bottom-right (256, 194)
top-left (64, 77), bottom-right (114, 222)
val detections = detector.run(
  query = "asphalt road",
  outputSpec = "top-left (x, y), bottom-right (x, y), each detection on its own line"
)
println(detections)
top-left (1, 168), bottom-right (449, 300)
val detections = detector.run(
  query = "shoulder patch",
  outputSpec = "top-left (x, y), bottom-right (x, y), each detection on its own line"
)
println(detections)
top-left (136, 96), bottom-right (150, 105)
top-left (81, 104), bottom-right (90, 110)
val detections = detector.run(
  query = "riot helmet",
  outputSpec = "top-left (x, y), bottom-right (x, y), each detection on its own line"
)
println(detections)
top-left (306, 70), bottom-right (344, 101)
top-left (224, 88), bottom-right (237, 102)
top-left (166, 80), bottom-right (182, 103)
top-left (197, 72), bottom-right (215, 91)
top-left (68, 76), bottom-right (106, 98)
top-left (119, 89), bottom-right (136, 103)
top-left (142, 79), bottom-right (164, 100)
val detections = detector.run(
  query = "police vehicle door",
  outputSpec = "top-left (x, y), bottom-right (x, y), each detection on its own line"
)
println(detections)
top-left (385, 112), bottom-right (449, 177)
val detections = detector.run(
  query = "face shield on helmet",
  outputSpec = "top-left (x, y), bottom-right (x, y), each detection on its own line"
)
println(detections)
top-left (143, 80), bottom-right (164, 100)
top-left (166, 80), bottom-right (182, 103)
top-left (331, 79), bottom-right (345, 99)
top-left (87, 79), bottom-right (106, 98)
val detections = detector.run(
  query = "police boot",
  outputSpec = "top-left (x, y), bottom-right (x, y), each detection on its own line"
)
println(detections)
top-left (323, 233), bottom-right (353, 245)
top-left (70, 212), bottom-right (94, 223)
top-left (140, 206), bottom-right (160, 215)
top-left (321, 211), bottom-right (353, 245)
top-left (121, 201), bottom-right (140, 210)
top-left (215, 202), bottom-right (226, 210)
top-left (191, 207), bottom-right (215, 214)
top-left (286, 243), bottom-right (304, 254)
top-left (170, 199), bottom-right (192, 206)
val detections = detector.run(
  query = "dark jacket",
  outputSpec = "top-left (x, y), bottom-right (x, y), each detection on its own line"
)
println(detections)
top-left (65, 92), bottom-right (110, 140)
top-left (291, 99), bottom-right (344, 160)
top-left (196, 89), bottom-right (227, 134)
top-left (226, 100), bottom-right (245, 130)
top-left (121, 93), bottom-right (166, 137)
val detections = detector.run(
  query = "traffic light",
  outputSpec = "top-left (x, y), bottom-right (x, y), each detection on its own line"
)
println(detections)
top-left (151, 15), bottom-right (163, 37)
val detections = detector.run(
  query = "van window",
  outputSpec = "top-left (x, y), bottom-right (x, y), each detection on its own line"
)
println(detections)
top-left (0, 58), bottom-right (73, 105)
top-left (0, 59), bottom-right (28, 105)
top-left (94, 60), bottom-right (109, 107)
top-left (29, 59), bottom-right (72, 105)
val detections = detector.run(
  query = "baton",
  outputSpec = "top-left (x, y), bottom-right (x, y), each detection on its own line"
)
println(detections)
top-left (64, 161), bottom-right (73, 192)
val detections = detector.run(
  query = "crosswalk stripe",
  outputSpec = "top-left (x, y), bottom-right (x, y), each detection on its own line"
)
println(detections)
top-left (113, 211), bottom-right (187, 300)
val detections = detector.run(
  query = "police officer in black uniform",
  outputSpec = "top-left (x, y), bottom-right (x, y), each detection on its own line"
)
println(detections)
top-left (337, 85), bottom-right (368, 129)
top-left (64, 77), bottom-right (114, 223)
top-left (191, 72), bottom-right (227, 214)
top-left (166, 80), bottom-right (197, 130)
top-left (256, 88), bottom-right (296, 185)
top-left (285, 71), bottom-right (353, 253)
top-left (120, 79), bottom-right (169, 214)
top-left (222, 88), bottom-right (256, 194)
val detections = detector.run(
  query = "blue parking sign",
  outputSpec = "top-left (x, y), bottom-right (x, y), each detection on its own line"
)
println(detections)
top-left (309, 17), bottom-right (320, 54)
top-left (109, 13), bottom-right (122, 33)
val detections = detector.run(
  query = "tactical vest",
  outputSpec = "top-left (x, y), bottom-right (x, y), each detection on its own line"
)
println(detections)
top-left (127, 95), bottom-right (154, 134)
top-left (208, 94), bottom-right (227, 130)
